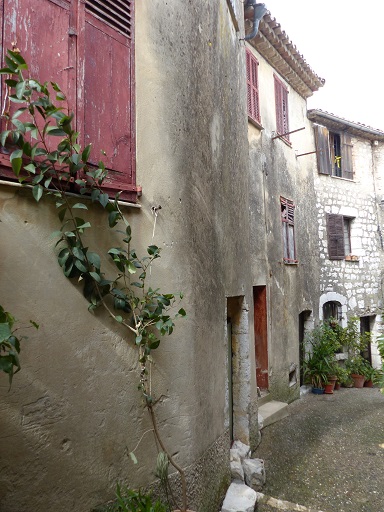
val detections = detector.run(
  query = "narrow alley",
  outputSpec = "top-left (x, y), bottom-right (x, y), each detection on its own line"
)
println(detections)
top-left (255, 388), bottom-right (384, 512)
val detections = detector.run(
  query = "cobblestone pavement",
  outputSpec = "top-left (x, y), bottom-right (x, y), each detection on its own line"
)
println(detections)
top-left (254, 388), bottom-right (384, 512)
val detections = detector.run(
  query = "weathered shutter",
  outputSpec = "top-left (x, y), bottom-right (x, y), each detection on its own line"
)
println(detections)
top-left (281, 197), bottom-right (296, 262)
top-left (81, 0), bottom-right (135, 201)
top-left (246, 49), bottom-right (260, 123)
top-left (327, 213), bottom-right (345, 260)
top-left (313, 124), bottom-right (331, 175)
top-left (274, 76), bottom-right (283, 136)
top-left (341, 133), bottom-right (353, 180)
top-left (0, 0), bottom-right (73, 177)
top-left (274, 75), bottom-right (289, 142)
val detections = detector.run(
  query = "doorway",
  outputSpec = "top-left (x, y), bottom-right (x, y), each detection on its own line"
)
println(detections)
top-left (253, 286), bottom-right (268, 390)
top-left (299, 310), bottom-right (312, 385)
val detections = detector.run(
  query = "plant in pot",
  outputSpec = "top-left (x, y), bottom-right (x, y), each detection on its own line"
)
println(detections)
top-left (303, 322), bottom-right (341, 394)
top-left (346, 356), bottom-right (368, 388)
top-left (334, 365), bottom-right (349, 389)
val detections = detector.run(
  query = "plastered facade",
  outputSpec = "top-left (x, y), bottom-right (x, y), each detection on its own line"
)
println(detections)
top-left (0, 1), bottom-right (257, 511)
top-left (246, 40), bottom-right (321, 403)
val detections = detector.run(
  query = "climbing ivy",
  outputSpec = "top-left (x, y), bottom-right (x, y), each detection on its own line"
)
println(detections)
top-left (0, 49), bottom-right (188, 511)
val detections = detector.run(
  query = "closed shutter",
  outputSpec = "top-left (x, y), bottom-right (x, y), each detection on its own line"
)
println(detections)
top-left (246, 48), bottom-right (260, 124)
top-left (327, 214), bottom-right (345, 260)
top-left (274, 75), bottom-right (289, 142)
top-left (313, 124), bottom-right (331, 175)
top-left (0, 0), bottom-right (73, 177)
top-left (1, 0), bottom-right (136, 200)
top-left (341, 133), bottom-right (353, 180)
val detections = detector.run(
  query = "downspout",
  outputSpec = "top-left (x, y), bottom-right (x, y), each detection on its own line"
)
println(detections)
top-left (244, 1), bottom-right (268, 40)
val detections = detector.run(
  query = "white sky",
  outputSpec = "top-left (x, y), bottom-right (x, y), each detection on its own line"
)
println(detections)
top-left (266, 1), bottom-right (384, 130)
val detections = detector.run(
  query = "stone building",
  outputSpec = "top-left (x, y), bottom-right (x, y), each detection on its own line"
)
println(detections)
top-left (308, 109), bottom-right (384, 369)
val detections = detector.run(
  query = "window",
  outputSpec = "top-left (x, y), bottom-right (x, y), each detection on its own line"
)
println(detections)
top-left (281, 197), bottom-right (297, 263)
top-left (274, 75), bottom-right (289, 143)
top-left (246, 48), bottom-right (260, 125)
top-left (323, 301), bottom-right (342, 324)
top-left (314, 125), bottom-right (353, 180)
top-left (0, 0), bottom-right (136, 201)
top-left (327, 214), bottom-right (353, 260)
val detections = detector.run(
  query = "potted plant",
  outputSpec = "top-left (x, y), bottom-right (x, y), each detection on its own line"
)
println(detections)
top-left (303, 322), bottom-right (341, 394)
top-left (346, 356), bottom-right (368, 388)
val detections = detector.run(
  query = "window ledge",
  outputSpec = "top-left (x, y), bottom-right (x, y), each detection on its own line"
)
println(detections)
top-left (345, 255), bottom-right (359, 262)
top-left (283, 260), bottom-right (298, 265)
top-left (0, 179), bottom-right (142, 209)
top-left (330, 175), bottom-right (354, 182)
top-left (248, 117), bottom-right (263, 130)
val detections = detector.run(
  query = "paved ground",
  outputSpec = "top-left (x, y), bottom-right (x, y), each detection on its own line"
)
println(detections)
top-left (254, 387), bottom-right (384, 512)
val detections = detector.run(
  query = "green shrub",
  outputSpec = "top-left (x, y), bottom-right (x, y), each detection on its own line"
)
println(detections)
top-left (103, 485), bottom-right (168, 512)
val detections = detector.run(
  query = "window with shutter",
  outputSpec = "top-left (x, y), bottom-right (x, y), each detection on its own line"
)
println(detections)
top-left (274, 75), bottom-right (289, 143)
top-left (0, 0), bottom-right (136, 201)
top-left (246, 48), bottom-right (261, 125)
top-left (313, 125), bottom-right (353, 180)
top-left (281, 196), bottom-right (297, 263)
top-left (326, 213), bottom-right (354, 260)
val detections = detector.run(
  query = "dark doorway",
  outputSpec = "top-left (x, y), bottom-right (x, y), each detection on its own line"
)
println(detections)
top-left (253, 286), bottom-right (268, 390)
top-left (360, 316), bottom-right (374, 365)
top-left (299, 310), bottom-right (312, 385)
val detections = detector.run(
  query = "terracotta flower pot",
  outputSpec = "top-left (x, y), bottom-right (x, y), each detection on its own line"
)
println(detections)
top-left (334, 382), bottom-right (341, 390)
top-left (351, 374), bottom-right (365, 388)
top-left (364, 379), bottom-right (373, 388)
top-left (324, 383), bottom-right (334, 394)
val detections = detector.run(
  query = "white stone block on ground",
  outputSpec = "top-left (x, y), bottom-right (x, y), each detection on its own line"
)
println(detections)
top-left (232, 440), bottom-right (250, 460)
top-left (258, 413), bottom-right (264, 430)
top-left (221, 482), bottom-right (257, 512)
top-left (230, 448), bottom-right (241, 462)
top-left (242, 458), bottom-right (266, 491)
top-left (230, 460), bottom-right (244, 481)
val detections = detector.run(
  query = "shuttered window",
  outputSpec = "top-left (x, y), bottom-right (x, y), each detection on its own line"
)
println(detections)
top-left (281, 197), bottom-right (297, 263)
top-left (0, 0), bottom-right (136, 201)
top-left (327, 214), bottom-right (353, 260)
top-left (246, 48), bottom-right (261, 125)
top-left (274, 75), bottom-right (289, 143)
top-left (313, 125), bottom-right (353, 180)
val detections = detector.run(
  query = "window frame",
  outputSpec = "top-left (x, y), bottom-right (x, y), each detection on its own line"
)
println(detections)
top-left (326, 213), bottom-right (354, 260)
top-left (280, 196), bottom-right (298, 264)
top-left (274, 74), bottom-right (290, 144)
top-left (314, 125), bottom-right (353, 181)
top-left (246, 48), bottom-right (261, 126)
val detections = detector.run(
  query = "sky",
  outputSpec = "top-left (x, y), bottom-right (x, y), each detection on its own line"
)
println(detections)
top-left (266, 0), bottom-right (384, 130)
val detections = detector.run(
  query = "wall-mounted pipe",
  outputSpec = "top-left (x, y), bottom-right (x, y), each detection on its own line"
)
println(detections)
top-left (244, 1), bottom-right (268, 40)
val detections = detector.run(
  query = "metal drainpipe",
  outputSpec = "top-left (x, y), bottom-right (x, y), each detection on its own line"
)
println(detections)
top-left (244, 1), bottom-right (268, 40)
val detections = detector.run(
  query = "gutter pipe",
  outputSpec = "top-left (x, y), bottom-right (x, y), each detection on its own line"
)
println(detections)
top-left (244, 1), bottom-right (268, 40)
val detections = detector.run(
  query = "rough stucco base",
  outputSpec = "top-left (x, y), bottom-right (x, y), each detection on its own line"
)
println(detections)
top-left (94, 430), bottom-right (231, 512)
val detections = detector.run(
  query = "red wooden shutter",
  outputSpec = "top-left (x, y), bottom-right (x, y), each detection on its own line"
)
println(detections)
top-left (246, 48), bottom-right (260, 124)
top-left (274, 75), bottom-right (289, 142)
top-left (313, 125), bottom-right (331, 175)
top-left (327, 214), bottom-right (345, 260)
top-left (281, 197), bottom-right (297, 262)
top-left (341, 133), bottom-right (353, 180)
top-left (81, 0), bottom-right (135, 201)
top-left (0, 0), bottom-right (73, 177)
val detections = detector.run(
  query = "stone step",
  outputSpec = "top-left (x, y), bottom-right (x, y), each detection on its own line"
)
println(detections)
top-left (258, 390), bottom-right (273, 406)
top-left (256, 493), bottom-right (325, 512)
top-left (258, 401), bottom-right (289, 429)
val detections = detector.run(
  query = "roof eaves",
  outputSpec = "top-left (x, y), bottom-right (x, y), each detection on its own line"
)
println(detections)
top-left (307, 109), bottom-right (384, 141)
top-left (246, 11), bottom-right (325, 99)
